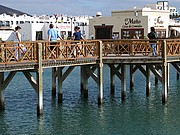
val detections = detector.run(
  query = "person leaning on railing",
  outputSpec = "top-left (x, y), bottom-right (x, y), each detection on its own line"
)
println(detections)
top-left (147, 27), bottom-right (158, 57)
top-left (71, 26), bottom-right (86, 56)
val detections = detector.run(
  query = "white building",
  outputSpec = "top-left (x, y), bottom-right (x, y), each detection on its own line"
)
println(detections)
top-left (89, 1), bottom-right (180, 39)
top-left (0, 11), bottom-right (91, 41)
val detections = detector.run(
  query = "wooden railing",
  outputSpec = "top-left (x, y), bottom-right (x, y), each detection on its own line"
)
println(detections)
top-left (0, 39), bottom-right (179, 65)
top-left (0, 40), bottom-right (101, 64)
top-left (101, 39), bottom-right (180, 57)
top-left (166, 39), bottom-right (180, 56)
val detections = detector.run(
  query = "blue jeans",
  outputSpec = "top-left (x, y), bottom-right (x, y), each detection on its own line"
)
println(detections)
top-left (150, 43), bottom-right (157, 56)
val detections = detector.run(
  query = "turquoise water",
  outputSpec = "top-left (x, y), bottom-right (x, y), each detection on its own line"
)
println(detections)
top-left (0, 65), bottom-right (180, 135)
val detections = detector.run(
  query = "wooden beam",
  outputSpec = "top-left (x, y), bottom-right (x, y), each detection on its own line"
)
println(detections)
top-left (137, 65), bottom-right (146, 77)
top-left (1, 71), bottom-right (17, 91)
top-left (59, 66), bottom-right (75, 82)
top-left (23, 71), bottom-right (38, 92)
top-left (171, 62), bottom-right (180, 73)
top-left (149, 65), bottom-right (162, 83)
top-left (86, 66), bottom-right (98, 84)
top-left (108, 64), bottom-right (122, 80)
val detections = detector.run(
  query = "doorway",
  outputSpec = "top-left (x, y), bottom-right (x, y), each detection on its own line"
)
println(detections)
top-left (94, 25), bottom-right (113, 39)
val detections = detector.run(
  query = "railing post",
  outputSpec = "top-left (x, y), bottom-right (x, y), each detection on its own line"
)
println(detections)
top-left (37, 43), bottom-right (43, 116)
top-left (130, 40), bottom-right (134, 56)
top-left (162, 40), bottom-right (168, 104)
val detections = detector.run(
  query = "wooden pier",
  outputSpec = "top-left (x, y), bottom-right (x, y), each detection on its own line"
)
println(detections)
top-left (0, 39), bottom-right (179, 115)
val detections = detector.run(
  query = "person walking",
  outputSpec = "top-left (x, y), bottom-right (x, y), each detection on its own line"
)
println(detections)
top-left (147, 27), bottom-right (158, 57)
top-left (12, 26), bottom-right (26, 60)
top-left (47, 24), bottom-right (63, 50)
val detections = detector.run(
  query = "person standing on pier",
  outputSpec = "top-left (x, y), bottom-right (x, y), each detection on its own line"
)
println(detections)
top-left (48, 24), bottom-right (63, 51)
top-left (72, 26), bottom-right (85, 40)
top-left (148, 27), bottom-right (158, 57)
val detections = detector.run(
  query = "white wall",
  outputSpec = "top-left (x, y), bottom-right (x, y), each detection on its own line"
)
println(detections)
top-left (0, 30), bottom-right (14, 41)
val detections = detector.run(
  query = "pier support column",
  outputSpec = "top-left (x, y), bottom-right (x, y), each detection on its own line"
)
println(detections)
top-left (52, 67), bottom-right (57, 98)
top-left (177, 73), bottom-right (179, 80)
top-left (110, 64), bottom-right (115, 95)
top-left (130, 65), bottom-right (134, 91)
top-left (178, 63), bottom-right (180, 80)
top-left (37, 43), bottom-right (43, 116)
top-left (0, 72), bottom-right (4, 110)
top-left (98, 40), bottom-right (103, 105)
top-left (155, 77), bottom-right (158, 85)
top-left (0, 71), bottom-right (16, 111)
top-left (162, 63), bottom-right (168, 104)
top-left (121, 65), bottom-right (126, 101)
top-left (98, 63), bottom-right (103, 105)
top-left (167, 63), bottom-right (170, 93)
top-left (146, 65), bottom-right (150, 97)
top-left (58, 67), bottom-right (63, 103)
top-left (162, 40), bottom-right (168, 104)
top-left (80, 66), bottom-right (88, 98)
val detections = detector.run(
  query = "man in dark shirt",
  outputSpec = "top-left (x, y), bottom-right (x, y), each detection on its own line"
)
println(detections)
top-left (147, 27), bottom-right (158, 57)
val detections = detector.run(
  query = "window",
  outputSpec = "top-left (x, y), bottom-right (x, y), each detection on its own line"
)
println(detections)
top-left (20, 21), bottom-right (24, 24)
top-left (5, 21), bottom-right (10, 26)
top-left (122, 30), bottom-right (130, 39)
top-left (121, 29), bottom-right (144, 39)
top-left (156, 30), bottom-right (166, 38)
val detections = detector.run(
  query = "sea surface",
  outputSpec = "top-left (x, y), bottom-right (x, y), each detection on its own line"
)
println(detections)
top-left (0, 65), bottom-right (179, 135)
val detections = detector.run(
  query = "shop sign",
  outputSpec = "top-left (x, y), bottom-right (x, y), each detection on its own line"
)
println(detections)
top-left (122, 18), bottom-right (142, 28)
top-left (154, 16), bottom-right (164, 27)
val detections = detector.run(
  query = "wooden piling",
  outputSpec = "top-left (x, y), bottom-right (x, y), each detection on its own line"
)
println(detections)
top-left (162, 40), bottom-right (168, 104)
top-left (0, 72), bottom-right (4, 110)
top-left (52, 67), bottom-right (57, 98)
top-left (130, 65), bottom-right (134, 91)
top-left (98, 41), bottom-right (103, 105)
top-left (177, 73), bottom-right (179, 80)
top-left (80, 66), bottom-right (88, 98)
top-left (110, 64), bottom-right (115, 95)
top-left (58, 67), bottom-right (63, 103)
top-left (121, 65), bottom-right (126, 101)
top-left (146, 65), bottom-right (150, 97)
top-left (37, 43), bottom-right (43, 116)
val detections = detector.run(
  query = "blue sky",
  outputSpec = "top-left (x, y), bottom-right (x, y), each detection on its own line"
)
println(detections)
top-left (1, 0), bottom-right (180, 16)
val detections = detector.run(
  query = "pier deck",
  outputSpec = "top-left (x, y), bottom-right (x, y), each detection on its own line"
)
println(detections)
top-left (0, 39), bottom-right (179, 115)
